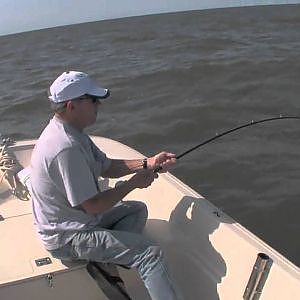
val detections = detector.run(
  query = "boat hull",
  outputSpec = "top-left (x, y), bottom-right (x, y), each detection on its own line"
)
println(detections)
top-left (0, 137), bottom-right (299, 299)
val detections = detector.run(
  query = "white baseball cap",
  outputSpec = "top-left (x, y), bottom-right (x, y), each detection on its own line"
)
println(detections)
top-left (48, 71), bottom-right (110, 103)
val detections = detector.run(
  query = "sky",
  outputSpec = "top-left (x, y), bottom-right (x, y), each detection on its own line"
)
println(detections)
top-left (1, 0), bottom-right (299, 36)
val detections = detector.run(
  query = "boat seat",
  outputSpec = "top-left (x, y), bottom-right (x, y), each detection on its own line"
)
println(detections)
top-left (0, 175), bottom-right (89, 287)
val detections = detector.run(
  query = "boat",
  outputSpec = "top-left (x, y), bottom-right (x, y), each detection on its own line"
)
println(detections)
top-left (0, 135), bottom-right (299, 299)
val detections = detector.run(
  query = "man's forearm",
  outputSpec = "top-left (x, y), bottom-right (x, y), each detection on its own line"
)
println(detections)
top-left (82, 178), bottom-right (136, 214)
top-left (103, 159), bottom-right (145, 178)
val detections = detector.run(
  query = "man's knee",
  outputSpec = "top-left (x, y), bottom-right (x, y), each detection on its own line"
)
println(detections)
top-left (138, 201), bottom-right (148, 218)
top-left (133, 200), bottom-right (148, 212)
top-left (126, 200), bottom-right (148, 219)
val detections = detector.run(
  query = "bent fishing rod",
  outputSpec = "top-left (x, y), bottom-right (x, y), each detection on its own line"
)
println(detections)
top-left (176, 116), bottom-right (300, 159)
top-left (154, 116), bottom-right (300, 172)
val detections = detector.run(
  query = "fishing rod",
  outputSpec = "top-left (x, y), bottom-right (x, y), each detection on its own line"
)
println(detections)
top-left (154, 116), bottom-right (300, 172)
top-left (176, 116), bottom-right (300, 160)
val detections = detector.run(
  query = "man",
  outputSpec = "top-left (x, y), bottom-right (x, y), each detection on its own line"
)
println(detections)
top-left (30, 71), bottom-right (179, 300)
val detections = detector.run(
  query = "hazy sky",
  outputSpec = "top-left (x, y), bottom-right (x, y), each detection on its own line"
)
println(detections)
top-left (1, 0), bottom-right (299, 36)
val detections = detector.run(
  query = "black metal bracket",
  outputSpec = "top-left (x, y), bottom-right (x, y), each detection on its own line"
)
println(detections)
top-left (35, 257), bottom-right (52, 267)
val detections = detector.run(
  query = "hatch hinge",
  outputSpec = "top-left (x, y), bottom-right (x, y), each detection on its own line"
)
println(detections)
top-left (46, 273), bottom-right (54, 288)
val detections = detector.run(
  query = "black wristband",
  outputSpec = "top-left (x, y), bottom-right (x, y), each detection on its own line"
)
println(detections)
top-left (142, 158), bottom-right (148, 169)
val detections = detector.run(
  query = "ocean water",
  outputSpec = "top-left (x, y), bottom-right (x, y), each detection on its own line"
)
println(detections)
top-left (0, 4), bottom-right (299, 266)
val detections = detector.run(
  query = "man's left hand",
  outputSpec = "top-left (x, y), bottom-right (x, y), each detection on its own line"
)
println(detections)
top-left (147, 152), bottom-right (176, 172)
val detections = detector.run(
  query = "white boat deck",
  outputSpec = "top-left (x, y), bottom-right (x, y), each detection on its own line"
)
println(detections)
top-left (0, 137), bottom-right (299, 299)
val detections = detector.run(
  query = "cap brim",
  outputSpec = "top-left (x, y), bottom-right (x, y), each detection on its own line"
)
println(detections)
top-left (88, 86), bottom-right (110, 99)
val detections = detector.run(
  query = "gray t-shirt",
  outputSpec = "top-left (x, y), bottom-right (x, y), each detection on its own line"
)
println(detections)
top-left (30, 116), bottom-right (111, 250)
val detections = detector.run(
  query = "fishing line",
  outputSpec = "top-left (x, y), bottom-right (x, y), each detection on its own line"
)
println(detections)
top-left (154, 116), bottom-right (300, 172)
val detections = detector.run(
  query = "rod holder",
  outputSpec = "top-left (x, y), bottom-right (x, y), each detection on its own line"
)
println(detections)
top-left (243, 253), bottom-right (273, 300)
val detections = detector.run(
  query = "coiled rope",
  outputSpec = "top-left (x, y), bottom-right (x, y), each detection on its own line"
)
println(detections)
top-left (0, 138), bottom-right (30, 201)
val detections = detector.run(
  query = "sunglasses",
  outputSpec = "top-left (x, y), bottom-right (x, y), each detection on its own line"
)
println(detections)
top-left (77, 95), bottom-right (101, 103)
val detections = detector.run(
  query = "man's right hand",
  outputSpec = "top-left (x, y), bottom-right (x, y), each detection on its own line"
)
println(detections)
top-left (129, 170), bottom-right (158, 189)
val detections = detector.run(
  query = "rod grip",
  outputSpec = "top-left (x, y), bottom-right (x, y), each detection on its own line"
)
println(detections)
top-left (154, 165), bottom-right (163, 173)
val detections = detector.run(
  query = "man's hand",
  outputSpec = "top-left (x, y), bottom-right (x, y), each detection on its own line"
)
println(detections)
top-left (147, 152), bottom-right (176, 172)
top-left (129, 170), bottom-right (158, 189)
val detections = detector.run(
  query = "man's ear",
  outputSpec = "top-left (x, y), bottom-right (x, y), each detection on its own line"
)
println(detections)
top-left (65, 100), bottom-right (75, 111)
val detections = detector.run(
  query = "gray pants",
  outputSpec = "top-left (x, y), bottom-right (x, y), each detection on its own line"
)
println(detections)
top-left (50, 201), bottom-right (179, 300)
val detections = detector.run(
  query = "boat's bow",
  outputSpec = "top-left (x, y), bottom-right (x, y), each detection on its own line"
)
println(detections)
top-left (0, 136), bottom-right (299, 299)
